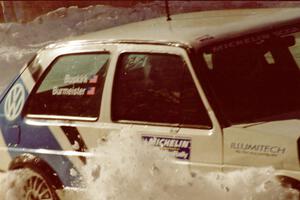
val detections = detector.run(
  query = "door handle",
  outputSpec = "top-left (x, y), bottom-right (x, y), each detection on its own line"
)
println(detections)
top-left (170, 127), bottom-right (180, 134)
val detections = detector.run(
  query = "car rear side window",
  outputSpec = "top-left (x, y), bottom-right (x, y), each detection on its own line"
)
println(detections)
top-left (205, 32), bottom-right (300, 124)
top-left (112, 53), bottom-right (212, 128)
top-left (25, 53), bottom-right (109, 121)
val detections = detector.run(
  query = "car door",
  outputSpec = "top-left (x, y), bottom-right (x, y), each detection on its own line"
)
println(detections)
top-left (19, 43), bottom-right (124, 186)
top-left (107, 44), bottom-right (223, 172)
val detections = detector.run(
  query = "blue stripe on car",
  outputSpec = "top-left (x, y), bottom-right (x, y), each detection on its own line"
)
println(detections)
top-left (0, 79), bottom-right (81, 187)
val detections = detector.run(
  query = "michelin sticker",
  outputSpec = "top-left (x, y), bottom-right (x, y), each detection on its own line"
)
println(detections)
top-left (4, 83), bottom-right (25, 121)
top-left (142, 135), bottom-right (191, 160)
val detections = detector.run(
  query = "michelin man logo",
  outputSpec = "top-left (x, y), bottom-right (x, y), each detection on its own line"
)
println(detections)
top-left (4, 83), bottom-right (25, 121)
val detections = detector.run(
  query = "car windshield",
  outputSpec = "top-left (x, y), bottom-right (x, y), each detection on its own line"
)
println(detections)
top-left (204, 30), bottom-right (300, 125)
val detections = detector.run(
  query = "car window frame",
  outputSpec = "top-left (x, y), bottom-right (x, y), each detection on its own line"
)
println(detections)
top-left (111, 48), bottom-right (213, 130)
top-left (22, 51), bottom-right (111, 122)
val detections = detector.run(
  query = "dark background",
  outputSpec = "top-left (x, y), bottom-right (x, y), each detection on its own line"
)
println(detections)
top-left (1, 1), bottom-right (300, 23)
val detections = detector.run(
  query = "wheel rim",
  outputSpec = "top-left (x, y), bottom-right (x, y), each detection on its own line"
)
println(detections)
top-left (23, 175), bottom-right (55, 200)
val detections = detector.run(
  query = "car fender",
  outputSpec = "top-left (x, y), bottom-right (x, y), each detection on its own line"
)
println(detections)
top-left (9, 153), bottom-right (63, 190)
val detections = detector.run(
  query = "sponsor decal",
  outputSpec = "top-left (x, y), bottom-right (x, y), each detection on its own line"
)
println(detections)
top-left (142, 135), bottom-right (191, 160)
top-left (272, 27), bottom-right (300, 37)
top-left (211, 34), bottom-right (270, 52)
top-left (52, 86), bottom-right (86, 96)
top-left (230, 142), bottom-right (286, 157)
top-left (126, 54), bottom-right (149, 71)
top-left (4, 83), bottom-right (26, 121)
top-left (210, 27), bottom-right (300, 53)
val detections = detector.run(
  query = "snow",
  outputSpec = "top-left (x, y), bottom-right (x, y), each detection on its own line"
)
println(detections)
top-left (79, 131), bottom-right (298, 200)
top-left (0, 170), bottom-right (30, 200)
top-left (0, 134), bottom-right (298, 200)
top-left (72, 140), bottom-right (80, 151)
top-left (0, 1), bottom-right (299, 200)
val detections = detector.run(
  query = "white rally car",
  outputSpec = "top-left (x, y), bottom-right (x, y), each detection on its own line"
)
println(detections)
top-left (0, 7), bottom-right (300, 199)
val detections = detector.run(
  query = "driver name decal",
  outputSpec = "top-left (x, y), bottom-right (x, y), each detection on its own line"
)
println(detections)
top-left (52, 86), bottom-right (86, 96)
top-left (52, 74), bottom-right (99, 96)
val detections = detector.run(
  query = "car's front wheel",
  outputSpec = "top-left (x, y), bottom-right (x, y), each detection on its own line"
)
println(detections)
top-left (22, 169), bottom-right (59, 200)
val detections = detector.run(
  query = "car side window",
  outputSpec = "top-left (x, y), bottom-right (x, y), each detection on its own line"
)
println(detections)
top-left (24, 53), bottom-right (109, 121)
top-left (112, 53), bottom-right (212, 128)
top-left (205, 33), bottom-right (300, 124)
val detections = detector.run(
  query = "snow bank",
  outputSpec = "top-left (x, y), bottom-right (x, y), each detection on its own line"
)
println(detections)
top-left (0, 1), bottom-right (160, 92)
top-left (80, 131), bottom-right (298, 200)
top-left (0, 0), bottom-right (211, 92)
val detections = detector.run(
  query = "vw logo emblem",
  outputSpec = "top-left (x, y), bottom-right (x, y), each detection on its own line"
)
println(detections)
top-left (4, 83), bottom-right (25, 121)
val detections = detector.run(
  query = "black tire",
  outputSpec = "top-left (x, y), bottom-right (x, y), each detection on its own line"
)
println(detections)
top-left (22, 169), bottom-right (59, 200)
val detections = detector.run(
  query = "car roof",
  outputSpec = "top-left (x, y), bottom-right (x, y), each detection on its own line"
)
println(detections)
top-left (50, 7), bottom-right (300, 50)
